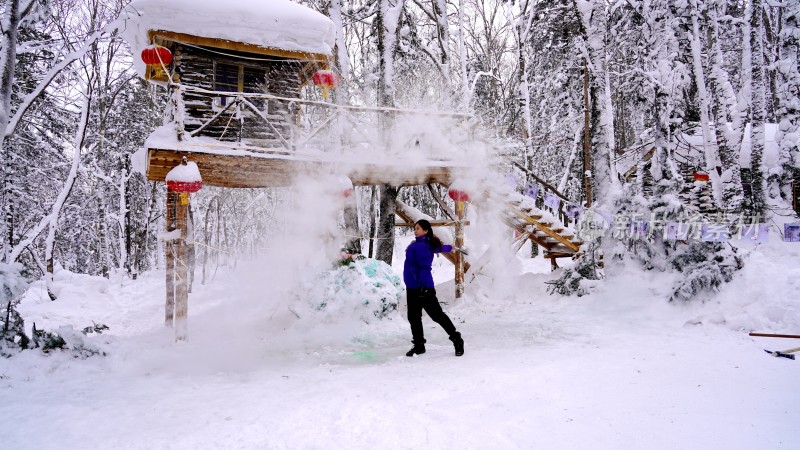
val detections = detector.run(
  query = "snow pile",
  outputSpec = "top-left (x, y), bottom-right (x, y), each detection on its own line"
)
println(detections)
top-left (0, 262), bottom-right (27, 304)
top-left (123, 0), bottom-right (335, 78)
top-left (296, 258), bottom-right (402, 323)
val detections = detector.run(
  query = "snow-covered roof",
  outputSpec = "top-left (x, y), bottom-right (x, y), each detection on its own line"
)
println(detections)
top-left (123, 0), bottom-right (335, 77)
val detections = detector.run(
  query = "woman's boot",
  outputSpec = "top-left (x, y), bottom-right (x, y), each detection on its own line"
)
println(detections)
top-left (449, 332), bottom-right (464, 356)
top-left (406, 340), bottom-right (426, 357)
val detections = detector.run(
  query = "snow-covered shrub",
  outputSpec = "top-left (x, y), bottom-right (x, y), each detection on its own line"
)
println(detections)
top-left (546, 241), bottom-right (603, 297)
top-left (0, 263), bottom-right (30, 356)
top-left (31, 324), bottom-right (107, 357)
top-left (1, 301), bottom-right (30, 356)
top-left (0, 263), bottom-right (27, 304)
top-left (607, 186), bottom-right (663, 270)
top-left (82, 323), bottom-right (110, 335)
top-left (300, 258), bottom-right (402, 322)
top-left (602, 183), bottom-right (744, 302)
top-left (669, 241), bottom-right (742, 302)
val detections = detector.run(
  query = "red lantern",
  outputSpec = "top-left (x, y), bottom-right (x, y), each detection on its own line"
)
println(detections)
top-left (141, 45), bottom-right (173, 66)
top-left (693, 172), bottom-right (710, 182)
top-left (312, 70), bottom-right (339, 99)
top-left (167, 180), bottom-right (203, 193)
top-left (312, 70), bottom-right (340, 89)
top-left (448, 187), bottom-right (470, 203)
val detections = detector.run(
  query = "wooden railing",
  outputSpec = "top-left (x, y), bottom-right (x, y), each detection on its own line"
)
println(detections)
top-left (510, 161), bottom-right (576, 228)
top-left (170, 84), bottom-right (474, 158)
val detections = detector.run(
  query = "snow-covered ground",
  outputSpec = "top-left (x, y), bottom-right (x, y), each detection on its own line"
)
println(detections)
top-left (2, 226), bottom-right (799, 449)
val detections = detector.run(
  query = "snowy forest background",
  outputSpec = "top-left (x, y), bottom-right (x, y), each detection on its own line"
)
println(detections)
top-left (0, 0), bottom-right (798, 300)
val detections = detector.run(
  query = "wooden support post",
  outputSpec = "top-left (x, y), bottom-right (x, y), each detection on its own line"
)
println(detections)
top-left (174, 193), bottom-right (190, 341)
top-left (454, 200), bottom-right (466, 299)
top-left (187, 205), bottom-right (195, 294)
top-left (165, 191), bottom-right (176, 326)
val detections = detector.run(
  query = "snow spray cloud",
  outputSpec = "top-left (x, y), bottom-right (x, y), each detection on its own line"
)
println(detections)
top-left (228, 170), bottom-right (354, 324)
top-left (319, 110), bottom-right (530, 302)
top-left (458, 169), bottom-right (528, 302)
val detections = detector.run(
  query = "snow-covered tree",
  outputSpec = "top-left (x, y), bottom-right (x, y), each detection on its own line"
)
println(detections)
top-left (775, 0), bottom-right (800, 204)
top-left (707, 0), bottom-right (744, 211)
top-left (741, 0), bottom-right (768, 217)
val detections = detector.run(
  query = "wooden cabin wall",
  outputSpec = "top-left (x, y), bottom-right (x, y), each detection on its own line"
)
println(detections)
top-left (173, 44), bottom-right (302, 146)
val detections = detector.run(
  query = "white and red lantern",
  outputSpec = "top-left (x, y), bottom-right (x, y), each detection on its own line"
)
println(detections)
top-left (166, 179), bottom-right (203, 193)
top-left (448, 181), bottom-right (471, 203)
top-left (141, 45), bottom-right (173, 66)
top-left (335, 176), bottom-right (354, 200)
top-left (693, 171), bottom-right (710, 182)
top-left (166, 159), bottom-right (202, 204)
top-left (312, 69), bottom-right (340, 99)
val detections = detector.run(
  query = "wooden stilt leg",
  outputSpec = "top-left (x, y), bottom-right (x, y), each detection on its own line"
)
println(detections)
top-left (187, 205), bottom-right (195, 294)
top-left (550, 257), bottom-right (559, 271)
top-left (165, 191), bottom-right (176, 327)
top-left (454, 200), bottom-right (466, 299)
top-left (175, 193), bottom-right (189, 341)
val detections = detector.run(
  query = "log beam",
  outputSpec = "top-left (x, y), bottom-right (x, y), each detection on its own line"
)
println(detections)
top-left (147, 149), bottom-right (454, 188)
top-left (394, 220), bottom-right (470, 227)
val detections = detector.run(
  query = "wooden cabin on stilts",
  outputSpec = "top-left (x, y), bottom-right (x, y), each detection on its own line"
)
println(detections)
top-left (123, 0), bottom-right (489, 341)
top-left (124, 1), bottom-right (587, 341)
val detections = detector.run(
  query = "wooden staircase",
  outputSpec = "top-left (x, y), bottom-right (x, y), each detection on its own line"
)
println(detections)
top-left (503, 192), bottom-right (583, 266)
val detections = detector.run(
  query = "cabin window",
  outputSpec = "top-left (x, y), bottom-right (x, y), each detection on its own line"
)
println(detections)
top-left (214, 63), bottom-right (240, 93)
top-left (213, 62), bottom-right (267, 108)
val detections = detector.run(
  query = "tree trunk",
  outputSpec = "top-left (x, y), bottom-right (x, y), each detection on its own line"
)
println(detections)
top-left (746, 0), bottom-right (768, 217)
top-left (578, 0), bottom-right (617, 205)
top-left (709, 2), bottom-right (744, 211)
top-left (368, 186), bottom-right (377, 258)
top-left (776, 1), bottom-right (800, 187)
top-left (343, 201), bottom-right (361, 254)
top-left (0, 0), bottom-right (22, 265)
top-left (373, 1), bottom-right (404, 265)
top-left (689, 2), bottom-right (722, 206)
top-left (375, 184), bottom-right (397, 265)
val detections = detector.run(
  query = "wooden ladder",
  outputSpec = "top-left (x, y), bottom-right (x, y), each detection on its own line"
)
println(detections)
top-left (504, 193), bottom-right (583, 267)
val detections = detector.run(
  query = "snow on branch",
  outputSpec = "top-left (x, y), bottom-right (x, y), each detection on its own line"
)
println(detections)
top-left (8, 84), bottom-right (93, 263)
top-left (4, 19), bottom-right (122, 140)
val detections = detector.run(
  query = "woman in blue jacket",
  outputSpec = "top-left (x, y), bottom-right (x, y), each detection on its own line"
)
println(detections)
top-left (403, 219), bottom-right (464, 357)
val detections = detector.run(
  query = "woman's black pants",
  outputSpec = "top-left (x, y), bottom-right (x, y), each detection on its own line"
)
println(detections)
top-left (407, 287), bottom-right (457, 343)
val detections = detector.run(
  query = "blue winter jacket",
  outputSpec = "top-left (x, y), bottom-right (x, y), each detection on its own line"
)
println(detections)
top-left (403, 236), bottom-right (452, 289)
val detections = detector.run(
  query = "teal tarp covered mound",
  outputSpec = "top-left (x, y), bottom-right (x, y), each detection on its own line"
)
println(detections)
top-left (302, 258), bottom-right (402, 322)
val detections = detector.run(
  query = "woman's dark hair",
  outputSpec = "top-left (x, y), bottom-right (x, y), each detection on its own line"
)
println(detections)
top-left (416, 219), bottom-right (443, 251)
